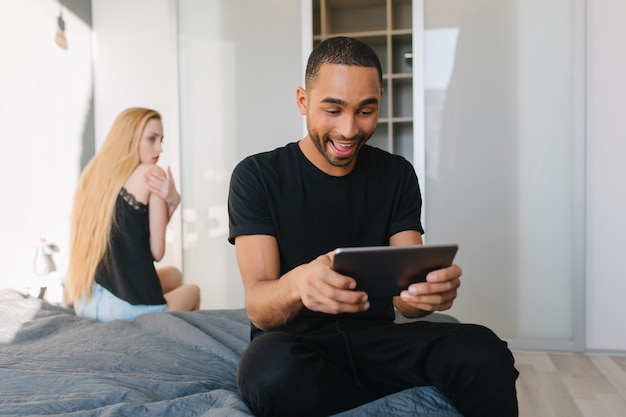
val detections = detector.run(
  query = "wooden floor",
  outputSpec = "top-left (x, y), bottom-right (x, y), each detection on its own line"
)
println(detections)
top-left (514, 351), bottom-right (626, 417)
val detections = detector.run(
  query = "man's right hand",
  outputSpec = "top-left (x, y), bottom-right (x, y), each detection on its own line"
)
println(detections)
top-left (295, 251), bottom-right (370, 315)
top-left (235, 236), bottom-right (370, 331)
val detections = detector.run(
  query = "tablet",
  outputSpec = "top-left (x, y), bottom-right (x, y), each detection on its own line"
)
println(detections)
top-left (331, 244), bottom-right (459, 297)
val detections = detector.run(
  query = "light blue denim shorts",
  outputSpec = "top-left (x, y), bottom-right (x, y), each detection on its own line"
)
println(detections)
top-left (74, 283), bottom-right (168, 322)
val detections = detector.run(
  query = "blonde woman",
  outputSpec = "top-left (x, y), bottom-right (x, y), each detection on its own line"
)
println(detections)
top-left (66, 107), bottom-right (200, 321)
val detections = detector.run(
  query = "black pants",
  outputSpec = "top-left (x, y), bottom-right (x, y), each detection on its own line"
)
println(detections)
top-left (237, 319), bottom-right (519, 417)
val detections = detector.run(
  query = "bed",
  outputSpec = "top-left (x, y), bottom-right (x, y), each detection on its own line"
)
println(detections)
top-left (0, 288), bottom-right (462, 417)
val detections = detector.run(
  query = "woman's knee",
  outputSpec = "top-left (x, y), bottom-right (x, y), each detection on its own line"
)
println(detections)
top-left (186, 284), bottom-right (201, 309)
top-left (164, 284), bottom-right (201, 311)
top-left (157, 266), bottom-right (183, 292)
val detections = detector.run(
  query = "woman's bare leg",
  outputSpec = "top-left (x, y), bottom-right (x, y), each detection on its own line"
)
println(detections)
top-left (157, 266), bottom-right (183, 293)
top-left (164, 284), bottom-right (201, 311)
top-left (157, 266), bottom-right (201, 311)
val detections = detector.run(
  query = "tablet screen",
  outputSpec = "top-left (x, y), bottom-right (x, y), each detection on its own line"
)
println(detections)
top-left (331, 244), bottom-right (458, 297)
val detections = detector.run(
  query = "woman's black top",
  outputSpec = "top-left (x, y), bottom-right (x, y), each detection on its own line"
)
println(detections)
top-left (94, 187), bottom-right (166, 305)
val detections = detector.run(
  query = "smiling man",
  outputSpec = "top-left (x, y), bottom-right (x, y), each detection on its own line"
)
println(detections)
top-left (298, 63), bottom-right (381, 173)
top-left (227, 37), bottom-right (519, 417)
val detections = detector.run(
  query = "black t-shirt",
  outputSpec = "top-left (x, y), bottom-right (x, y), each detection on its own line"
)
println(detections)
top-left (95, 188), bottom-right (166, 306)
top-left (228, 142), bottom-right (424, 336)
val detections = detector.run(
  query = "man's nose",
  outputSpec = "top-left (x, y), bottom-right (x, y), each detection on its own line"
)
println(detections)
top-left (336, 115), bottom-right (358, 139)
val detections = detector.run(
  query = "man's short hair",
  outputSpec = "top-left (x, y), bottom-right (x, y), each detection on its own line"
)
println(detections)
top-left (305, 36), bottom-right (383, 89)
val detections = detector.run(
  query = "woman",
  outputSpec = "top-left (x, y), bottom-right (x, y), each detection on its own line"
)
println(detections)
top-left (65, 107), bottom-right (200, 321)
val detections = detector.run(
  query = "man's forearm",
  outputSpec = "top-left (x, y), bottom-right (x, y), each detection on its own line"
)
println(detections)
top-left (245, 269), bottom-right (304, 330)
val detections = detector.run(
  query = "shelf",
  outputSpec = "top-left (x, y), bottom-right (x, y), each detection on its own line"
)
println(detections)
top-left (392, 0), bottom-right (413, 30)
top-left (393, 123), bottom-right (414, 157)
top-left (312, 0), bottom-right (415, 162)
top-left (392, 77), bottom-right (413, 118)
top-left (380, 117), bottom-right (413, 124)
top-left (392, 33), bottom-right (413, 74)
top-left (313, 31), bottom-right (388, 41)
top-left (318, 0), bottom-right (387, 34)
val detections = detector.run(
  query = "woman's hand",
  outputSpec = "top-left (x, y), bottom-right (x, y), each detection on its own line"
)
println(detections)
top-left (144, 166), bottom-right (180, 217)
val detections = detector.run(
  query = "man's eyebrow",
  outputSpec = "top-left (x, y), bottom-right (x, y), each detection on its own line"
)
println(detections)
top-left (321, 97), bottom-right (379, 107)
top-left (321, 97), bottom-right (348, 106)
top-left (359, 97), bottom-right (379, 106)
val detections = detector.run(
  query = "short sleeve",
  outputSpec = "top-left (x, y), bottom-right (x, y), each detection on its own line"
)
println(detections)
top-left (227, 156), bottom-right (276, 244)
top-left (388, 158), bottom-right (424, 237)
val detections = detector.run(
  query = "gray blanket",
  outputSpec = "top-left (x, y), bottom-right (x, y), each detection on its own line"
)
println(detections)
top-left (0, 289), bottom-right (461, 417)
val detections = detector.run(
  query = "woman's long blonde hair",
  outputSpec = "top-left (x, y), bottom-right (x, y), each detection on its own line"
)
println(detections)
top-left (65, 107), bottom-right (161, 304)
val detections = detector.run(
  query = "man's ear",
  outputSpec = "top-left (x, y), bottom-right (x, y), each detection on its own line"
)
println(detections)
top-left (296, 87), bottom-right (308, 116)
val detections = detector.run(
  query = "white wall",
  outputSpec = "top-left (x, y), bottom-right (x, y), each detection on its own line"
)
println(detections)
top-left (0, 0), bottom-right (92, 291)
top-left (585, 0), bottom-right (626, 352)
top-left (92, 0), bottom-right (182, 268)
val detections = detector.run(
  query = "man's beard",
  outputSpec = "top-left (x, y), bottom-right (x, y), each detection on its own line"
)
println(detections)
top-left (309, 130), bottom-right (369, 168)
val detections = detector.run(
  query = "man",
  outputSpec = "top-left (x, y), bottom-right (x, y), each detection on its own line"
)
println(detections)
top-left (228, 36), bottom-right (518, 417)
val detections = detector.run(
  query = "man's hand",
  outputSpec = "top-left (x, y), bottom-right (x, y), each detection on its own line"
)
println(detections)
top-left (395, 263), bottom-right (462, 318)
top-left (236, 236), bottom-right (370, 330)
top-left (296, 251), bottom-right (370, 315)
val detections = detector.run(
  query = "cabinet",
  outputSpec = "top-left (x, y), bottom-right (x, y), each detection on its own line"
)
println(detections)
top-left (312, 0), bottom-right (415, 163)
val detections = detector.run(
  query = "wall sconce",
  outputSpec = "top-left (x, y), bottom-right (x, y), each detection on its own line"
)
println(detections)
top-left (55, 9), bottom-right (68, 50)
